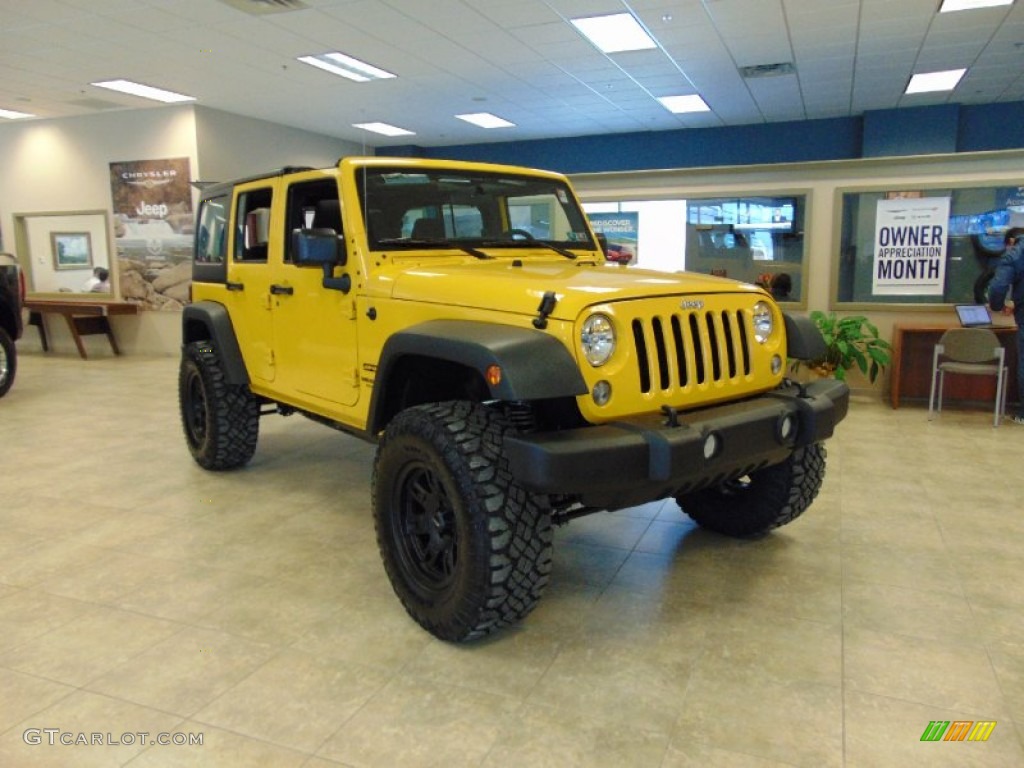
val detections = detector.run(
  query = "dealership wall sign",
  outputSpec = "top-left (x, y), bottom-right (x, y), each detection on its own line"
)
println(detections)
top-left (872, 196), bottom-right (951, 296)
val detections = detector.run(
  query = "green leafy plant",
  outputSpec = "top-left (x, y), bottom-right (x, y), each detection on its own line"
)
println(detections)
top-left (796, 311), bottom-right (893, 383)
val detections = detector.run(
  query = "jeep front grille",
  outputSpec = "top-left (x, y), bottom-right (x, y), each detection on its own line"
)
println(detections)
top-left (631, 309), bottom-right (751, 394)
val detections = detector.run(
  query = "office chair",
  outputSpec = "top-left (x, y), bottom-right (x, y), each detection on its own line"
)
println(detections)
top-left (928, 327), bottom-right (1008, 427)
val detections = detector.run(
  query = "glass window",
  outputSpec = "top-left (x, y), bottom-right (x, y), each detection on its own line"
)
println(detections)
top-left (193, 194), bottom-right (228, 285)
top-left (583, 194), bottom-right (807, 302)
top-left (837, 185), bottom-right (1023, 305)
top-left (285, 179), bottom-right (342, 262)
top-left (234, 188), bottom-right (273, 263)
top-left (358, 167), bottom-right (594, 251)
top-left (195, 195), bottom-right (228, 264)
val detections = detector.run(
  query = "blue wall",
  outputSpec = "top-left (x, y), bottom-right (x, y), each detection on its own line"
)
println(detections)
top-left (861, 104), bottom-right (960, 157)
top-left (387, 100), bottom-right (1024, 174)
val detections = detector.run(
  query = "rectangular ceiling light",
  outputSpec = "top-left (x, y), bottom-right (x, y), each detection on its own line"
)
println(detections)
top-left (298, 52), bottom-right (396, 82)
top-left (905, 68), bottom-right (966, 94)
top-left (658, 94), bottom-right (711, 114)
top-left (571, 13), bottom-right (657, 54)
top-left (940, 0), bottom-right (1012, 11)
top-left (353, 122), bottom-right (415, 137)
top-left (91, 79), bottom-right (195, 103)
top-left (455, 112), bottom-right (515, 129)
top-left (0, 108), bottom-right (35, 119)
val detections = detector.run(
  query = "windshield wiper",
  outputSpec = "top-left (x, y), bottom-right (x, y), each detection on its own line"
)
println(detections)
top-left (376, 238), bottom-right (493, 260)
top-left (479, 239), bottom-right (577, 260)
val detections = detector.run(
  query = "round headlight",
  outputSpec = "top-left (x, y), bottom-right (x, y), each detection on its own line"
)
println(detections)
top-left (752, 301), bottom-right (774, 344)
top-left (581, 312), bottom-right (616, 367)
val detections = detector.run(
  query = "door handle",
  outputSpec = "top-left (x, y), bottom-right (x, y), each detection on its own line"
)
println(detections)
top-left (226, 281), bottom-right (244, 292)
top-left (269, 284), bottom-right (294, 296)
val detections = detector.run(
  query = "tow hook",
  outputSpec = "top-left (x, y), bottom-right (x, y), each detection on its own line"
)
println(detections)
top-left (661, 405), bottom-right (681, 428)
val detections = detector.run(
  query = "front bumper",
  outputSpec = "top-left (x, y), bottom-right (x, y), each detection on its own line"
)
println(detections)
top-left (505, 378), bottom-right (849, 510)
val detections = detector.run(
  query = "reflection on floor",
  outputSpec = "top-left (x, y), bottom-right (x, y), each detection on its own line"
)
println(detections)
top-left (1, 350), bottom-right (1022, 767)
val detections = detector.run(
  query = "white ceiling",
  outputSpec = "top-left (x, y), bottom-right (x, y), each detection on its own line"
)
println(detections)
top-left (1, 0), bottom-right (1022, 147)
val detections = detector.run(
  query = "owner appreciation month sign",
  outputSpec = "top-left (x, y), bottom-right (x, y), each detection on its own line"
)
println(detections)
top-left (872, 197), bottom-right (951, 296)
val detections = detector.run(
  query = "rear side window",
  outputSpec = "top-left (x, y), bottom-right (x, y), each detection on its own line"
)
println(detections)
top-left (193, 194), bottom-right (229, 283)
top-left (235, 188), bottom-right (273, 262)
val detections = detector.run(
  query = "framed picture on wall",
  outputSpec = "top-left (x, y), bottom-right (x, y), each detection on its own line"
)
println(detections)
top-left (51, 232), bottom-right (93, 270)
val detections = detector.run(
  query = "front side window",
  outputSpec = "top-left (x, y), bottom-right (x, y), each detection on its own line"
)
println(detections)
top-left (358, 167), bottom-right (594, 253)
top-left (284, 179), bottom-right (342, 262)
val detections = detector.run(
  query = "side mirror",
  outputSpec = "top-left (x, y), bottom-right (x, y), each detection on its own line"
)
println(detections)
top-left (292, 228), bottom-right (351, 293)
top-left (293, 228), bottom-right (345, 267)
top-left (596, 232), bottom-right (609, 256)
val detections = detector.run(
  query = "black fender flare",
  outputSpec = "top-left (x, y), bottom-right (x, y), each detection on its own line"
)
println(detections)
top-left (181, 301), bottom-right (249, 387)
top-left (368, 320), bottom-right (587, 434)
top-left (783, 313), bottom-right (827, 362)
top-left (0, 300), bottom-right (19, 341)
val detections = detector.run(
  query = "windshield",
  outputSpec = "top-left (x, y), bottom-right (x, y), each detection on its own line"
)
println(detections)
top-left (358, 166), bottom-right (595, 253)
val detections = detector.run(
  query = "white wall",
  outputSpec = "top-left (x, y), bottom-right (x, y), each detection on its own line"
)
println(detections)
top-left (194, 106), bottom-right (364, 181)
top-left (0, 105), bottom-right (361, 357)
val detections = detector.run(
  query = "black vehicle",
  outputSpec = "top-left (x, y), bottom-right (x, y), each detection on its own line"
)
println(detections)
top-left (0, 253), bottom-right (24, 398)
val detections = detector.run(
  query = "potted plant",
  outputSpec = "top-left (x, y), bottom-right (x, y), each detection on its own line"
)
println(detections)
top-left (795, 311), bottom-right (893, 383)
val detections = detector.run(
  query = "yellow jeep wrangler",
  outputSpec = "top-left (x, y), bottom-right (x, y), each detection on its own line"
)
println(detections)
top-left (180, 157), bottom-right (848, 641)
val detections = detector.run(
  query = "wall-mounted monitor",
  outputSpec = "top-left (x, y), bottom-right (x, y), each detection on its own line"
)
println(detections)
top-left (688, 196), bottom-right (797, 233)
top-left (731, 198), bottom-right (795, 232)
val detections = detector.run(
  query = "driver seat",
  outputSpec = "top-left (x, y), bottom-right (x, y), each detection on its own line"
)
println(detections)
top-left (411, 218), bottom-right (444, 240)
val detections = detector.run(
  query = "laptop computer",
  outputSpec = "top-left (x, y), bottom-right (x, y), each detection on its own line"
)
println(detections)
top-left (955, 304), bottom-right (992, 327)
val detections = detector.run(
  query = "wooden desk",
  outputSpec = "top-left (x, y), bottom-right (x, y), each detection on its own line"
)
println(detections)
top-left (890, 324), bottom-right (1019, 409)
top-left (24, 299), bottom-right (138, 359)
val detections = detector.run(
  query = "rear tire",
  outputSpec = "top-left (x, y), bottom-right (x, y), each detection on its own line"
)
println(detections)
top-left (0, 327), bottom-right (15, 398)
top-left (373, 401), bottom-right (552, 641)
top-left (677, 443), bottom-right (826, 537)
top-left (179, 340), bottom-right (259, 470)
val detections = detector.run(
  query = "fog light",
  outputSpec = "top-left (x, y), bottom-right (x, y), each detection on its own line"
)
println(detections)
top-left (592, 380), bottom-right (612, 406)
top-left (771, 354), bottom-right (783, 375)
top-left (702, 431), bottom-right (720, 460)
top-left (777, 413), bottom-right (796, 442)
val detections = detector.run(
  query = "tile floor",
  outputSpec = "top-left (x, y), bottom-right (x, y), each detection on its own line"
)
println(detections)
top-left (0, 348), bottom-right (1022, 767)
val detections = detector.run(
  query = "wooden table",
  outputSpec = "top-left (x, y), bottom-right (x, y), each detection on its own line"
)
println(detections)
top-left (24, 299), bottom-right (138, 359)
top-left (890, 324), bottom-right (1019, 409)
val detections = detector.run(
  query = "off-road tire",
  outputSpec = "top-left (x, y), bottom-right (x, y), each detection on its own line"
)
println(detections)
top-left (179, 340), bottom-right (259, 470)
top-left (373, 401), bottom-right (552, 642)
top-left (0, 327), bottom-right (15, 398)
top-left (677, 443), bottom-right (826, 538)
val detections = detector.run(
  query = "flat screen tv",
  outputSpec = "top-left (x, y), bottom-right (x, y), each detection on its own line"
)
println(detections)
top-left (731, 197), bottom-right (796, 232)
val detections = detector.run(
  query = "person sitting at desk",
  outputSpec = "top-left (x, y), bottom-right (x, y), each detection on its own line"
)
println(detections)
top-left (81, 267), bottom-right (110, 293)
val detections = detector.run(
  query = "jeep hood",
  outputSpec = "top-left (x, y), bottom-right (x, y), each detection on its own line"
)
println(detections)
top-left (386, 258), bottom-right (765, 320)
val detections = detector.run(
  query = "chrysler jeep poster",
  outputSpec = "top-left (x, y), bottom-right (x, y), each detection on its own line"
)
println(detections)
top-left (108, 157), bottom-right (194, 310)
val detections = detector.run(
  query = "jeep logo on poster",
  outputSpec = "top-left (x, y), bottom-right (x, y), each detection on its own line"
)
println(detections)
top-left (108, 157), bottom-right (194, 311)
